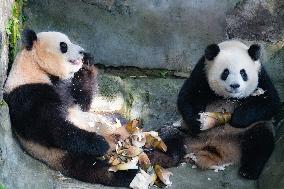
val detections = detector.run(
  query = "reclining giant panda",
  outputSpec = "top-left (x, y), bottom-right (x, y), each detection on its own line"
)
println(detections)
top-left (3, 29), bottom-right (184, 186)
top-left (4, 29), bottom-right (134, 186)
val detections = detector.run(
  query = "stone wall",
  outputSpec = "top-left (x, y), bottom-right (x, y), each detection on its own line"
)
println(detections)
top-left (0, 1), bottom-right (283, 189)
top-left (24, 0), bottom-right (239, 71)
top-left (23, 0), bottom-right (284, 100)
top-left (23, 0), bottom-right (283, 69)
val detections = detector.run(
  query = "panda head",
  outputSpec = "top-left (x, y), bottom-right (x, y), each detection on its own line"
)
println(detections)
top-left (23, 29), bottom-right (84, 79)
top-left (204, 40), bottom-right (261, 99)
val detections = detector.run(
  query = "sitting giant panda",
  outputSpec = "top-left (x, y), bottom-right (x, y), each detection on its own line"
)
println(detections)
top-left (3, 29), bottom-right (141, 186)
top-left (177, 40), bottom-right (280, 179)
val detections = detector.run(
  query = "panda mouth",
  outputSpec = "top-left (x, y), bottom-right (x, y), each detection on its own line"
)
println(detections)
top-left (68, 59), bottom-right (82, 65)
top-left (225, 88), bottom-right (239, 94)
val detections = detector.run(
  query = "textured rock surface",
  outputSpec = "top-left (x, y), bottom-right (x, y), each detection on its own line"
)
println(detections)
top-left (94, 73), bottom-right (184, 130)
top-left (226, 0), bottom-right (284, 42)
top-left (23, 0), bottom-right (240, 71)
top-left (22, 0), bottom-right (284, 98)
top-left (0, 0), bottom-right (12, 99)
top-left (0, 0), bottom-right (283, 188)
top-left (264, 41), bottom-right (284, 101)
top-left (0, 82), bottom-right (258, 189)
top-left (23, 0), bottom-right (284, 73)
top-left (258, 121), bottom-right (284, 189)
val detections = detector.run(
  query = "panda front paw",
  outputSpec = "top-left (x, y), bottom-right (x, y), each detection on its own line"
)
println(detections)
top-left (91, 134), bottom-right (110, 157)
top-left (198, 112), bottom-right (218, 131)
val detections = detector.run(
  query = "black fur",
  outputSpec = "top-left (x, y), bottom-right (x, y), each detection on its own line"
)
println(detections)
top-left (4, 83), bottom-right (109, 157)
top-left (178, 57), bottom-right (280, 133)
top-left (239, 122), bottom-right (274, 179)
top-left (146, 126), bottom-right (187, 168)
top-left (205, 44), bottom-right (220, 61)
top-left (177, 56), bottom-right (218, 135)
top-left (248, 44), bottom-right (261, 61)
top-left (60, 42), bottom-right (68, 53)
top-left (71, 65), bottom-right (97, 111)
top-left (230, 67), bottom-right (280, 128)
top-left (62, 154), bottom-right (138, 186)
top-left (5, 61), bottom-right (184, 186)
top-left (177, 46), bottom-right (280, 180)
top-left (82, 52), bottom-right (96, 65)
top-left (22, 29), bottom-right (37, 51)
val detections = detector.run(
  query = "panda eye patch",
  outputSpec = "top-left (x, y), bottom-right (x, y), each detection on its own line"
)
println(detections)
top-left (221, 68), bottom-right (229, 81)
top-left (240, 69), bottom-right (248, 81)
top-left (60, 42), bottom-right (68, 53)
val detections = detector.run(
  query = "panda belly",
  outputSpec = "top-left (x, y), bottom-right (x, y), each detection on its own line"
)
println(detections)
top-left (184, 99), bottom-right (274, 172)
top-left (184, 100), bottom-right (243, 169)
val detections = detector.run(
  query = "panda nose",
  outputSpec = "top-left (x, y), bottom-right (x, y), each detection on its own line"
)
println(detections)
top-left (230, 84), bottom-right (240, 89)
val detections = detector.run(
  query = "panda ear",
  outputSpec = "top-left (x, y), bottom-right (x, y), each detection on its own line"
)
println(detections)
top-left (248, 44), bottom-right (261, 61)
top-left (205, 44), bottom-right (220, 61)
top-left (22, 29), bottom-right (37, 51)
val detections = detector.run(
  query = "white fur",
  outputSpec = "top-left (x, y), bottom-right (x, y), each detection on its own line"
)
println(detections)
top-left (37, 32), bottom-right (84, 79)
top-left (198, 112), bottom-right (217, 131)
top-left (209, 163), bottom-right (232, 172)
top-left (205, 40), bottom-right (261, 99)
top-left (4, 32), bottom-right (84, 93)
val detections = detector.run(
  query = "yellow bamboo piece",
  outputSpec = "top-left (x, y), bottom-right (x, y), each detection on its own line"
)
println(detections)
top-left (207, 112), bottom-right (232, 125)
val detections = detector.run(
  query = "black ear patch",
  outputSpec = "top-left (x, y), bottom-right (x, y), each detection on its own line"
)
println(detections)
top-left (22, 29), bottom-right (37, 50)
top-left (205, 44), bottom-right (220, 61)
top-left (248, 44), bottom-right (261, 61)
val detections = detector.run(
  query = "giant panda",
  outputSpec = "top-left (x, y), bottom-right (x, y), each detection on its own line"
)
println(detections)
top-left (3, 29), bottom-right (142, 186)
top-left (3, 29), bottom-right (183, 187)
top-left (177, 40), bottom-right (281, 179)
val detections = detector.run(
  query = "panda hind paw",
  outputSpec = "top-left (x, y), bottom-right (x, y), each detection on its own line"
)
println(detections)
top-left (239, 166), bottom-right (260, 180)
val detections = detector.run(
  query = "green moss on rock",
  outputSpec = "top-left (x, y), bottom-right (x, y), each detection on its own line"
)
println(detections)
top-left (97, 74), bottom-right (122, 99)
top-left (5, 0), bottom-right (27, 71)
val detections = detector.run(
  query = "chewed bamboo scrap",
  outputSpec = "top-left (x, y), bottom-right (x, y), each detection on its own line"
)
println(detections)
top-left (144, 132), bottom-right (167, 152)
top-left (252, 87), bottom-right (265, 96)
top-left (154, 165), bottom-right (173, 186)
top-left (199, 112), bottom-right (232, 130)
top-left (208, 112), bottom-right (231, 125)
top-left (104, 119), bottom-right (172, 189)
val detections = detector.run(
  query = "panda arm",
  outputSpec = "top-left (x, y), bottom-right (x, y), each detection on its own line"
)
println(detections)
top-left (9, 84), bottom-right (109, 156)
top-left (50, 118), bottom-right (109, 157)
top-left (42, 88), bottom-right (109, 156)
top-left (177, 57), bottom-right (215, 135)
top-left (230, 67), bottom-right (281, 128)
top-left (71, 64), bottom-right (97, 111)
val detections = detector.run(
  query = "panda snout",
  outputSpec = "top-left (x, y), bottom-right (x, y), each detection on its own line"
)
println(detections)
top-left (230, 84), bottom-right (240, 89)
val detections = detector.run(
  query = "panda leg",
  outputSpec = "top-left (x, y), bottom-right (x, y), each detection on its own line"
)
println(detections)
top-left (71, 64), bottom-right (97, 111)
top-left (62, 153), bottom-right (137, 186)
top-left (239, 122), bottom-right (274, 180)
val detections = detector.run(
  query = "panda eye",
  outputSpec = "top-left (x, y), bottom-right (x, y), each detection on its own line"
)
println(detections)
top-left (60, 42), bottom-right (68, 53)
top-left (221, 68), bottom-right (229, 81)
top-left (240, 69), bottom-right (248, 81)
